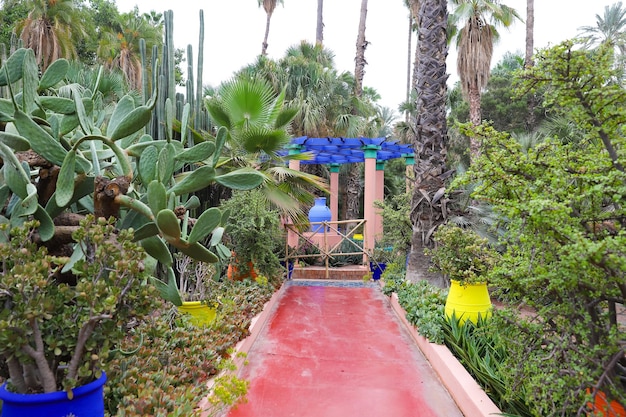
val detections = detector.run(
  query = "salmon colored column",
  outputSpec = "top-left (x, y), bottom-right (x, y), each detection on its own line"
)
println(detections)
top-left (287, 145), bottom-right (303, 248)
top-left (329, 163), bottom-right (340, 223)
top-left (375, 161), bottom-right (385, 241)
top-left (403, 153), bottom-right (415, 193)
top-left (363, 145), bottom-right (379, 261)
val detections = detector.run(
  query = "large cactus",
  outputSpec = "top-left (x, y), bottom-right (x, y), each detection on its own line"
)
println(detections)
top-left (0, 47), bottom-right (265, 305)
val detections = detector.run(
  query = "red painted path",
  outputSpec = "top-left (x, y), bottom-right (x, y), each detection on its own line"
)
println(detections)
top-left (227, 282), bottom-right (463, 417)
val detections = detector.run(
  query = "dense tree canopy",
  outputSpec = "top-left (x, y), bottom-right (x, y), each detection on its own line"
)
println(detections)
top-left (456, 40), bottom-right (626, 415)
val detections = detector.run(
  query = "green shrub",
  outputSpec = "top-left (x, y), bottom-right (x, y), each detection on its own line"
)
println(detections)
top-left (396, 280), bottom-right (447, 344)
top-left (427, 224), bottom-right (499, 285)
top-left (221, 190), bottom-right (284, 280)
top-left (105, 279), bottom-right (275, 416)
top-left (442, 314), bottom-right (532, 416)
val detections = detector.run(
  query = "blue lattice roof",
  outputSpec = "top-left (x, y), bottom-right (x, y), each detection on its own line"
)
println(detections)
top-left (288, 137), bottom-right (414, 164)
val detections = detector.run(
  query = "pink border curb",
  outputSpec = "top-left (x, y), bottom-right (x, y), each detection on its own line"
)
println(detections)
top-left (232, 284), bottom-right (284, 368)
top-left (198, 284), bottom-right (285, 416)
top-left (389, 293), bottom-right (502, 417)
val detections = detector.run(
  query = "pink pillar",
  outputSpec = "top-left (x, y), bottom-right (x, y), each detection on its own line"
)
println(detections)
top-left (363, 145), bottom-right (379, 260)
top-left (375, 161), bottom-right (385, 241)
top-left (287, 146), bottom-right (303, 249)
top-left (329, 164), bottom-right (340, 223)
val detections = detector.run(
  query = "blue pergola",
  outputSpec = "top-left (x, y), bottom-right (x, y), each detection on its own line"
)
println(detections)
top-left (285, 137), bottom-right (415, 257)
top-left (288, 136), bottom-right (414, 165)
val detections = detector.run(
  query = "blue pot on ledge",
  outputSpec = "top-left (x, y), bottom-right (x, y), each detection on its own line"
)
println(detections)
top-left (308, 197), bottom-right (331, 232)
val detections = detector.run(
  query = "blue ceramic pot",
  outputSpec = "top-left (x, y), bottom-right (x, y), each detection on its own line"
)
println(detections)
top-left (308, 197), bottom-right (331, 232)
top-left (0, 372), bottom-right (106, 417)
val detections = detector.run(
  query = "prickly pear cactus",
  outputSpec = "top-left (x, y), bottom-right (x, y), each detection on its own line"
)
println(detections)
top-left (0, 48), bottom-right (265, 305)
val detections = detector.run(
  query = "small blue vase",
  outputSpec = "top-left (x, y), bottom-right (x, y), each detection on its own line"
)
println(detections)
top-left (308, 197), bottom-right (331, 232)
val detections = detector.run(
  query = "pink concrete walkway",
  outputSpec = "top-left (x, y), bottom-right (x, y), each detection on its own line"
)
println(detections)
top-left (227, 281), bottom-right (463, 417)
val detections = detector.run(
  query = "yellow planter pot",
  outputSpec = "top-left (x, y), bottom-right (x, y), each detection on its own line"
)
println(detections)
top-left (177, 301), bottom-right (216, 327)
top-left (445, 280), bottom-right (492, 324)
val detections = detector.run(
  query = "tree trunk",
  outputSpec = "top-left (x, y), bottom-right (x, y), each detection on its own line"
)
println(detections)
top-left (344, 163), bottom-right (362, 223)
top-left (409, 0), bottom-right (420, 95)
top-left (406, 12), bottom-right (412, 122)
top-left (525, 0), bottom-right (536, 131)
top-left (406, 0), bottom-right (449, 288)
top-left (345, 0), bottom-right (369, 224)
top-left (316, 0), bottom-right (324, 45)
top-left (468, 85), bottom-right (482, 160)
top-left (262, 12), bottom-right (272, 55)
top-left (353, 0), bottom-right (368, 98)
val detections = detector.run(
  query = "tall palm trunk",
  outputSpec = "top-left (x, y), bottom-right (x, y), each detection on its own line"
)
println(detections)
top-left (316, 0), bottom-right (324, 45)
top-left (353, 0), bottom-right (368, 97)
top-left (345, 0), bottom-right (369, 223)
top-left (408, 0), bottom-right (420, 94)
top-left (259, 0), bottom-right (282, 55)
top-left (262, 12), bottom-right (273, 55)
top-left (406, 13), bottom-right (412, 123)
top-left (525, 0), bottom-right (536, 130)
top-left (406, 0), bottom-right (449, 287)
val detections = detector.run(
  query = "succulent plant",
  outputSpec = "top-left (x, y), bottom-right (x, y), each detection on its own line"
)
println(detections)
top-left (0, 46), bottom-right (265, 307)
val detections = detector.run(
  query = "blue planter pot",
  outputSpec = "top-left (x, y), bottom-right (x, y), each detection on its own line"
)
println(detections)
top-left (308, 197), bottom-right (331, 232)
top-left (369, 262), bottom-right (387, 280)
top-left (280, 260), bottom-right (295, 280)
top-left (0, 372), bottom-right (106, 417)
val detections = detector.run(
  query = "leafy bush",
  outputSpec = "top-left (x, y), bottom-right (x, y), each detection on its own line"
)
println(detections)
top-left (373, 191), bottom-right (412, 255)
top-left (396, 280), bottom-right (447, 344)
top-left (455, 40), bottom-right (626, 415)
top-left (382, 261), bottom-right (447, 344)
top-left (0, 217), bottom-right (157, 394)
top-left (427, 224), bottom-right (499, 285)
top-left (221, 190), bottom-right (284, 280)
top-left (105, 279), bottom-right (275, 416)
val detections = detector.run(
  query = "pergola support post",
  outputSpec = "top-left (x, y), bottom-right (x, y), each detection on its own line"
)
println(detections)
top-left (363, 145), bottom-right (380, 262)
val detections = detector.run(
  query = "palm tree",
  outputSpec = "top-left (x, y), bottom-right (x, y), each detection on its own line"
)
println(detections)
top-left (401, 0), bottom-right (420, 131)
top-left (579, 2), bottom-right (626, 50)
top-left (15, 0), bottom-right (85, 71)
top-left (258, 0), bottom-right (284, 56)
top-left (448, 0), bottom-right (520, 156)
top-left (344, 0), bottom-right (371, 223)
top-left (406, 0), bottom-right (449, 286)
top-left (98, 9), bottom-right (163, 90)
top-left (316, 0), bottom-right (324, 45)
top-left (354, 0), bottom-right (369, 99)
top-left (525, 0), bottom-right (535, 130)
top-left (205, 76), bottom-right (326, 223)
top-left (579, 1), bottom-right (626, 74)
top-left (241, 41), bottom-right (357, 138)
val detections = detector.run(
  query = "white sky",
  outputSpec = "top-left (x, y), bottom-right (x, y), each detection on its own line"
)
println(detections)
top-left (118, 0), bottom-right (616, 115)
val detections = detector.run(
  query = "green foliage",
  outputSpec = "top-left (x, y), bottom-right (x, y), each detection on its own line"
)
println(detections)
top-left (380, 259), bottom-right (408, 296)
top-left (0, 2), bottom-right (28, 51)
top-left (382, 260), bottom-right (448, 344)
top-left (0, 216), bottom-right (158, 393)
top-left (442, 314), bottom-right (532, 416)
top-left (397, 280), bottom-right (448, 344)
top-left (454, 39), bottom-right (626, 415)
top-left (427, 223), bottom-right (499, 284)
top-left (221, 189), bottom-right (284, 280)
top-left (0, 47), bottom-right (265, 307)
top-left (328, 238), bottom-right (364, 267)
top-left (105, 278), bottom-right (274, 416)
top-left (373, 190), bottom-right (412, 255)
